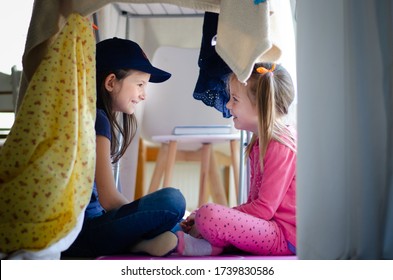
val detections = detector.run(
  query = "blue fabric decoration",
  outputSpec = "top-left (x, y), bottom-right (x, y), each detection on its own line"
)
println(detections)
top-left (193, 12), bottom-right (232, 118)
top-left (254, 0), bottom-right (267, 5)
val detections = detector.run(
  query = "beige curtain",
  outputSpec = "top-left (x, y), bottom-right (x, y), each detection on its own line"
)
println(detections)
top-left (296, 0), bottom-right (392, 259)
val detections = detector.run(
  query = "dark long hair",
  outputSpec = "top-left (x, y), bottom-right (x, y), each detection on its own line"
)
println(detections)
top-left (96, 69), bottom-right (137, 163)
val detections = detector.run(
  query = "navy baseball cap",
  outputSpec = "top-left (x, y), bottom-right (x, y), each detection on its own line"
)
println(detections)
top-left (96, 37), bottom-right (171, 83)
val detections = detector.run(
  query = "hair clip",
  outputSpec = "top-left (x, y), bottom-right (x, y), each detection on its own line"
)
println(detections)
top-left (256, 64), bottom-right (276, 74)
top-left (211, 34), bottom-right (217, 46)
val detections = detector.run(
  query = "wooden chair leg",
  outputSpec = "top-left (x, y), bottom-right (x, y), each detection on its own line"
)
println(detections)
top-left (208, 150), bottom-right (228, 206)
top-left (230, 140), bottom-right (240, 201)
top-left (223, 165), bottom-right (231, 200)
top-left (198, 143), bottom-right (212, 207)
top-left (163, 140), bottom-right (177, 187)
top-left (135, 138), bottom-right (146, 199)
top-left (148, 143), bottom-right (168, 194)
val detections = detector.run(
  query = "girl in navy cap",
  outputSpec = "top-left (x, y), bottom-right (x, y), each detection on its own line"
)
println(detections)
top-left (62, 38), bottom-right (185, 258)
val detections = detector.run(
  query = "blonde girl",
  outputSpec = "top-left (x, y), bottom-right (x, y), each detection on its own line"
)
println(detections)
top-left (177, 62), bottom-right (296, 256)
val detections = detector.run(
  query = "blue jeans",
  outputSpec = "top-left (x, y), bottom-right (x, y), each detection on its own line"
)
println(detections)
top-left (61, 187), bottom-right (186, 258)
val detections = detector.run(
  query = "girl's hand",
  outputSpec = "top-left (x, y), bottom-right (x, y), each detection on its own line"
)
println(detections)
top-left (180, 213), bottom-right (195, 233)
top-left (188, 225), bottom-right (202, 239)
top-left (180, 213), bottom-right (202, 238)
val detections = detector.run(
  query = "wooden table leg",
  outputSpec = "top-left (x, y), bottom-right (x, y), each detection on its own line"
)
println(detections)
top-left (209, 150), bottom-right (228, 206)
top-left (230, 140), bottom-right (240, 201)
top-left (163, 140), bottom-right (177, 187)
top-left (198, 143), bottom-right (211, 207)
top-left (148, 143), bottom-right (168, 193)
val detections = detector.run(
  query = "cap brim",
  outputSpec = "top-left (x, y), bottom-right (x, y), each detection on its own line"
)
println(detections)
top-left (142, 66), bottom-right (171, 83)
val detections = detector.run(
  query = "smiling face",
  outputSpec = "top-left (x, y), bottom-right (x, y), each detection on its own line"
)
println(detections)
top-left (226, 77), bottom-right (259, 134)
top-left (105, 70), bottom-right (151, 114)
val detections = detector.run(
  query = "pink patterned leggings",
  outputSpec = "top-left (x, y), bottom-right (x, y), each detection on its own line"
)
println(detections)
top-left (194, 203), bottom-right (293, 255)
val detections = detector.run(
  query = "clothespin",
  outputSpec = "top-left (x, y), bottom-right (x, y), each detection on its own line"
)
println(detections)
top-left (254, 0), bottom-right (267, 5)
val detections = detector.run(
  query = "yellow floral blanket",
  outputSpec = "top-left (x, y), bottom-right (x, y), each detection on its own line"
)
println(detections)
top-left (0, 13), bottom-right (96, 253)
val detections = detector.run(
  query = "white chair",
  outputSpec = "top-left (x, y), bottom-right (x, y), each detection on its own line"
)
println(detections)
top-left (140, 46), bottom-right (240, 207)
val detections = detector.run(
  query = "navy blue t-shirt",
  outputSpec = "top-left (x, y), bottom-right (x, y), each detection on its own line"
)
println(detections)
top-left (85, 109), bottom-right (111, 218)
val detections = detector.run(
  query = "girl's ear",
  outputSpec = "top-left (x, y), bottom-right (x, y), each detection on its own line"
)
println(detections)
top-left (104, 73), bottom-right (116, 92)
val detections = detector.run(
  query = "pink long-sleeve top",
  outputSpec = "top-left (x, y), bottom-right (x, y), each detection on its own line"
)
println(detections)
top-left (234, 139), bottom-right (296, 248)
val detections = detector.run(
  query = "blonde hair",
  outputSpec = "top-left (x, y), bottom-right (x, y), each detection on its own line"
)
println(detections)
top-left (232, 63), bottom-right (296, 170)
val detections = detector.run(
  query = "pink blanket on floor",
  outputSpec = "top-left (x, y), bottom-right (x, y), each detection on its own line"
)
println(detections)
top-left (97, 253), bottom-right (297, 260)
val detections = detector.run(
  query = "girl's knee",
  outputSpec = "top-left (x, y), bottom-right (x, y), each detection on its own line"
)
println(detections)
top-left (158, 187), bottom-right (185, 204)
top-left (195, 203), bottom-right (221, 221)
top-left (157, 187), bottom-right (186, 218)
